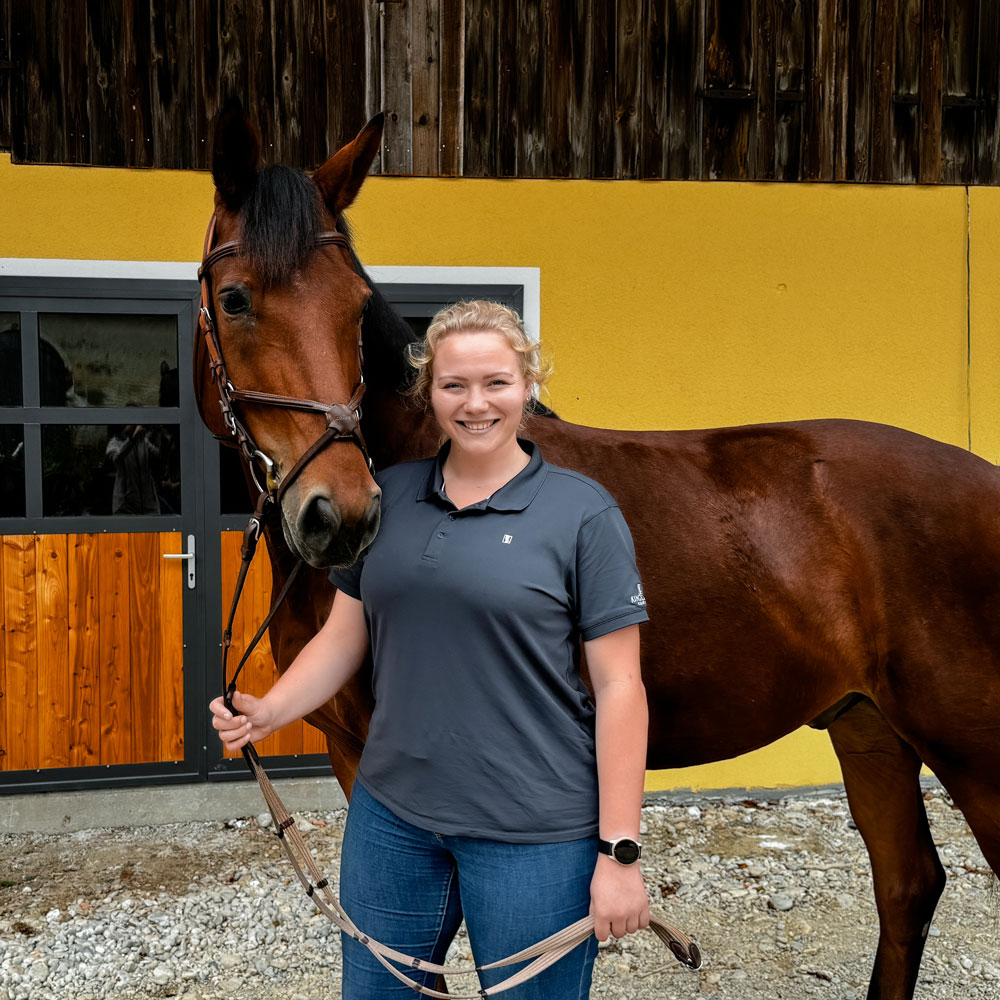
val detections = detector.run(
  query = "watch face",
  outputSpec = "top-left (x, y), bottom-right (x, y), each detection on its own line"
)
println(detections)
top-left (613, 839), bottom-right (641, 865)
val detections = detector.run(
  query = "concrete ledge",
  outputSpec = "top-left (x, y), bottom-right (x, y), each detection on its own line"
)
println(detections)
top-left (0, 776), bottom-right (348, 835)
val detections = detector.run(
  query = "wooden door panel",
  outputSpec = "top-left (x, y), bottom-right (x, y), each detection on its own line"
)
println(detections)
top-left (0, 532), bottom-right (185, 771)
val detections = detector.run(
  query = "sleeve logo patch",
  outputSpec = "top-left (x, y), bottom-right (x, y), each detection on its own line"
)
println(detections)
top-left (502, 534), bottom-right (514, 544)
top-left (630, 583), bottom-right (646, 607)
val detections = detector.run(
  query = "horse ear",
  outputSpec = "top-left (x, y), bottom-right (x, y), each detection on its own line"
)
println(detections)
top-left (313, 113), bottom-right (385, 216)
top-left (212, 98), bottom-right (260, 210)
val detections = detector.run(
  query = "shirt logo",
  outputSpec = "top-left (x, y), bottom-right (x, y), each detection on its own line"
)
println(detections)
top-left (630, 583), bottom-right (646, 607)
top-left (502, 534), bottom-right (514, 545)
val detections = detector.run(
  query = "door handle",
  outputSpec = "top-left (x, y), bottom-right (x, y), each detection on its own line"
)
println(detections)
top-left (162, 533), bottom-right (196, 589)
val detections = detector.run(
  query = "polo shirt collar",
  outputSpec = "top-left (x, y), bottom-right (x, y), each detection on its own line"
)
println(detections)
top-left (418, 439), bottom-right (547, 512)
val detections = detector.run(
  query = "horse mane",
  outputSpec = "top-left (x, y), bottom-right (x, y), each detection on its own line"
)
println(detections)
top-left (240, 165), bottom-right (322, 287)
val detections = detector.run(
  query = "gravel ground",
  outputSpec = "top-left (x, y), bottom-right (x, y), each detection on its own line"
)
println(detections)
top-left (0, 786), bottom-right (995, 1000)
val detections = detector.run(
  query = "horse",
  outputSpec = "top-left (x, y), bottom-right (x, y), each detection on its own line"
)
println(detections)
top-left (195, 100), bottom-right (1000, 1000)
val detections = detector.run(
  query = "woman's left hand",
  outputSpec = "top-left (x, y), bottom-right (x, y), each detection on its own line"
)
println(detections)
top-left (589, 855), bottom-right (651, 941)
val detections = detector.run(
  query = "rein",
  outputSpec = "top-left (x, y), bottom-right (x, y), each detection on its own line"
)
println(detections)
top-left (202, 217), bottom-right (702, 994)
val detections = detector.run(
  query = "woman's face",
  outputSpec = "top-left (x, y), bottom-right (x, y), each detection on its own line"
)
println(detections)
top-left (429, 330), bottom-right (530, 458)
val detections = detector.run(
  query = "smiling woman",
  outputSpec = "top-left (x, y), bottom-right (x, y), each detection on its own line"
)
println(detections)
top-left (212, 298), bottom-right (654, 997)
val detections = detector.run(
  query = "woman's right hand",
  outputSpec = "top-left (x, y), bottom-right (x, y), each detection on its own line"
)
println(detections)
top-left (209, 690), bottom-right (275, 751)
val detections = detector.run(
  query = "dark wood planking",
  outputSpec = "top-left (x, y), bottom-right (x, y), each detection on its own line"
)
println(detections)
top-left (515, 0), bottom-right (546, 177)
top-left (363, 0), bottom-right (383, 172)
top-left (892, 0), bottom-right (921, 182)
top-left (11, 0), bottom-right (62, 164)
top-left (918, 0), bottom-right (944, 182)
top-left (615, 0), bottom-right (642, 177)
top-left (61, 0), bottom-right (92, 164)
top-left (832, 0), bottom-right (851, 180)
top-left (86, 0), bottom-right (128, 165)
top-left (590, 0), bottom-right (615, 178)
top-left (850, 0), bottom-right (875, 181)
top-left (193, 0), bottom-right (219, 170)
top-left (545, 0), bottom-right (571, 177)
top-left (150, 0), bottom-right (195, 169)
top-left (158, 534), bottom-right (184, 762)
top-left (642, 0), bottom-right (668, 179)
top-left (299, 0), bottom-right (329, 167)
top-left (939, 0), bottom-right (975, 183)
top-left (774, 0), bottom-right (805, 180)
top-left (976, 0), bottom-right (1000, 184)
top-left (271, 0), bottom-right (304, 165)
top-left (0, 0), bottom-right (10, 153)
top-left (245, 0), bottom-right (276, 162)
top-left (3, 536), bottom-right (37, 771)
top-left (870, 0), bottom-right (896, 181)
top-left (382, 0), bottom-right (413, 174)
top-left (664, 0), bottom-right (703, 179)
top-left (464, 0), bottom-right (497, 176)
top-left (411, 0), bottom-right (440, 175)
top-left (35, 535), bottom-right (71, 770)
top-left (68, 534), bottom-right (101, 768)
top-left (804, 0), bottom-right (837, 180)
top-left (753, 0), bottom-right (777, 180)
top-left (122, 0), bottom-right (155, 166)
top-left (703, 0), bottom-right (752, 179)
top-left (324, 0), bottom-right (368, 159)
top-left (495, 0), bottom-right (516, 175)
top-left (438, 0), bottom-right (463, 174)
top-left (565, 0), bottom-right (596, 178)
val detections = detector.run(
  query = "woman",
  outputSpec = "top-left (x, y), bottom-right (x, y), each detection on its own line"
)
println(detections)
top-left (210, 301), bottom-right (650, 998)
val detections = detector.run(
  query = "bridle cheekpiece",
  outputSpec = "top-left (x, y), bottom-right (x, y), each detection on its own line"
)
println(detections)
top-left (197, 212), bottom-right (372, 508)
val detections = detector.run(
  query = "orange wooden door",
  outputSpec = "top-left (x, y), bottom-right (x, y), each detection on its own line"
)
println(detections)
top-left (0, 531), bottom-right (185, 771)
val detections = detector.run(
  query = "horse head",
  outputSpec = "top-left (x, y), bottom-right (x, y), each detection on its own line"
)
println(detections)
top-left (196, 100), bottom-right (383, 568)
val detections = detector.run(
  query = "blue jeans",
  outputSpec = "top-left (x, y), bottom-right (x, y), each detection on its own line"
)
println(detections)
top-left (339, 781), bottom-right (599, 999)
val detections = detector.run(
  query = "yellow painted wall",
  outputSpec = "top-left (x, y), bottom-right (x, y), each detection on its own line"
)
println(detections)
top-left (3, 154), bottom-right (995, 791)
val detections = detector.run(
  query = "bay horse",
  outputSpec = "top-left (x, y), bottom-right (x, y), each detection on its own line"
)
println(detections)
top-left (195, 101), bottom-right (1000, 1000)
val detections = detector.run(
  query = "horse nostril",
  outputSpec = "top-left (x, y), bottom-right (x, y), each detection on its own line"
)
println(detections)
top-left (363, 495), bottom-right (381, 536)
top-left (300, 496), bottom-right (341, 546)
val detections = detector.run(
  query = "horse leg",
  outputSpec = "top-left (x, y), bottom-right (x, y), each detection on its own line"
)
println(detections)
top-left (828, 699), bottom-right (945, 1000)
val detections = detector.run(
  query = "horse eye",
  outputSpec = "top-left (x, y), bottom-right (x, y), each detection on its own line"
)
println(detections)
top-left (220, 288), bottom-right (251, 315)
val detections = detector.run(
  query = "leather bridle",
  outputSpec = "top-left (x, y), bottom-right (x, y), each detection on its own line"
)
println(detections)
top-left (197, 212), bottom-right (372, 505)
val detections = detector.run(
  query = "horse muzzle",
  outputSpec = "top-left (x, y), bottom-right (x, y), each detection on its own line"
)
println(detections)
top-left (286, 489), bottom-right (381, 569)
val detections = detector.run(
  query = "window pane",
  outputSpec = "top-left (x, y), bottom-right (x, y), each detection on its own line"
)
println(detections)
top-left (219, 442), bottom-right (252, 515)
top-left (42, 424), bottom-right (181, 516)
top-left (0, 426), bottom-right (25, 516)
top-left (0, 313), bottom-right (22, 406)
top-left (38, 313), bottom-right (179, 408)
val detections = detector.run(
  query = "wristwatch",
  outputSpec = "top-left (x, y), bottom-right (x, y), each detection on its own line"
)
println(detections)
top-left (597, 836), bottom-right (642, 865)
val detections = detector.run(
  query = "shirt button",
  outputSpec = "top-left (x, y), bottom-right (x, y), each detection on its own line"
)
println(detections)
top-left (436, 531), bottom-right (446, 538)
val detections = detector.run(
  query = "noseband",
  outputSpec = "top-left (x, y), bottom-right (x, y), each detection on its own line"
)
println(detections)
top-left (197, 213), bottom-right (372, 508)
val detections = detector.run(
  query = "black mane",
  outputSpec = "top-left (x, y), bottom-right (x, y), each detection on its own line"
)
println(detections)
top-left (240, 165), bottom-right (322, 287)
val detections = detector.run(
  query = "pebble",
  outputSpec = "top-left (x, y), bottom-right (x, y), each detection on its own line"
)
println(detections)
top-left (0, 787), bottom-right (993, 1000)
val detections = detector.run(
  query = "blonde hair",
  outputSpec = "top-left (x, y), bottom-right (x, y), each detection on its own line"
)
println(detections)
top-left (405, 300), bottom-right (552, 411)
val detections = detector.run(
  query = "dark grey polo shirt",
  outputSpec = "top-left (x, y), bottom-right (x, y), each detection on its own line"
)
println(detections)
top-left (328, 440), bottom-right (648, 842)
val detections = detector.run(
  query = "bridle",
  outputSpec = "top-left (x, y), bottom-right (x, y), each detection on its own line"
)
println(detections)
top-left (197, 212), bottom-right (372, 505)
top-left (198, 211), bottom-right (701, 992)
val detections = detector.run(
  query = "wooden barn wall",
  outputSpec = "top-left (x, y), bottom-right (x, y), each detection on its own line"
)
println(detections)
top-left (1, 1), bottom-right (999, 182)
